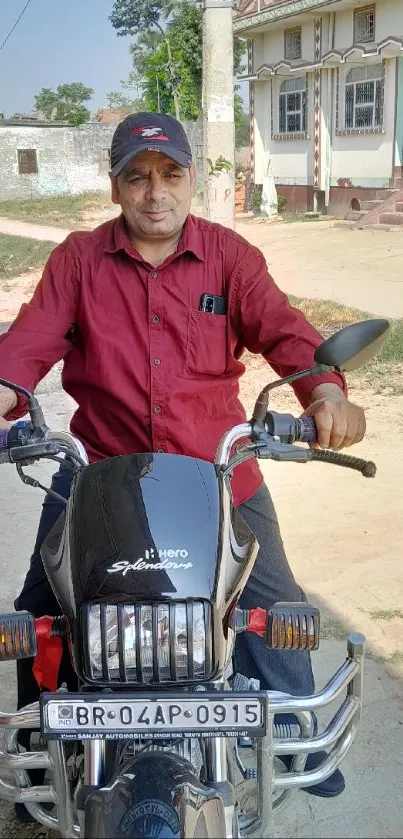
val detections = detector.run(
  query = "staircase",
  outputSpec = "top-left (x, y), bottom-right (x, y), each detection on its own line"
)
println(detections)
top-left (342, 188), bottom-right (403, 230)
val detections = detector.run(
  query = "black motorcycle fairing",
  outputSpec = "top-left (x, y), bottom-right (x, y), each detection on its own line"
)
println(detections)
top-left (82, 752), bottom-right (225, 838)
top-left (42, 453), bottom-right (256, 618)
top-left (41, 452), bottom-right (259, 684)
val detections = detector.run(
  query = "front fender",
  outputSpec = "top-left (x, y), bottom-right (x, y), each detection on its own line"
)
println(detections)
top-left (83, 752), bottom-right (226, 838)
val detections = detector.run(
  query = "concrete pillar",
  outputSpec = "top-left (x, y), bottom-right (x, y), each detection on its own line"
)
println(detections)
top-left (201, 0), bottom-right (235, 229)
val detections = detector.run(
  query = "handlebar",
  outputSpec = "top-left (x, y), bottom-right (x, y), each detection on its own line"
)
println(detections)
top-left (0, 421), bottom-right (88, 467)
top-left (1, 415), bottom-right (376, 481)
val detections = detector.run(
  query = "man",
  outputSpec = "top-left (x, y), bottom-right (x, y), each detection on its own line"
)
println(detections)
top-left (0, 113), bottom-right (365, 813)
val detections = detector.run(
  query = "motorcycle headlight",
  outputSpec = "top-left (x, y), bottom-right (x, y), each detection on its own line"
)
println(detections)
top-left (85, 601), bottom-right (209, 684)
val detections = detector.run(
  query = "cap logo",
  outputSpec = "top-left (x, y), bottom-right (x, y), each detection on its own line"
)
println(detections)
top-left (133, 126), bottom-right (169, 141)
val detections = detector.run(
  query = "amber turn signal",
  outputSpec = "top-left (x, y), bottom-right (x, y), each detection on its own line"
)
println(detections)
top-left (0, 611), bottom-right (37, 661)
top-left (266, 602), bottom-right (320, 651)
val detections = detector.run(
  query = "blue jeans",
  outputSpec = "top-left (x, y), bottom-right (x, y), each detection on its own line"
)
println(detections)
top-left (15, 464), bottom-right (314, 710)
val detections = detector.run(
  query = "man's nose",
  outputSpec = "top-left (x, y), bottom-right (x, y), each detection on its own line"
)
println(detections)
top-left (145, 172), bottom-right (166, 202)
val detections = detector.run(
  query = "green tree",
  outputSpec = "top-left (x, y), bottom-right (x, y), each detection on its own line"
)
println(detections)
top-left (106, 89), bottom-right (142, 116)
top-left (110, 0), bottom-right (181, 120)
top-left (110, 1), bottom-right (247, 126)
top-left (234, 91), bottom-right (249, 149)
top-left (35, 83), bottom-right (94, 125)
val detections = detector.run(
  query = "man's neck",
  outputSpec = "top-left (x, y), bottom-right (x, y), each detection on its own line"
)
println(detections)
top-left (132, 235), bottom-right (182, 267)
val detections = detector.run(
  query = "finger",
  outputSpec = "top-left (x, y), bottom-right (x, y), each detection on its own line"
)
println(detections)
top-left (308, 405), bottom-right (333, 448)
top-left (343, 408), bottom-right (366, 448)
top-left (328, 410), bottom-right (348, 450)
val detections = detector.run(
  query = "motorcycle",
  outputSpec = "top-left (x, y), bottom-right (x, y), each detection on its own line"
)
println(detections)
top-left (0, 318), bottom-right (389, 838)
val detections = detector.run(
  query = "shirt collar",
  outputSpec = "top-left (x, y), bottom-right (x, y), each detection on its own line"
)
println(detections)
top-left (104, 213), bottom-right (204, 263)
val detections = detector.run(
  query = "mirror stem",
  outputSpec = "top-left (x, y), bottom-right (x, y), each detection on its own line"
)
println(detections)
top-left (251, 363), bottom-right (332, 424)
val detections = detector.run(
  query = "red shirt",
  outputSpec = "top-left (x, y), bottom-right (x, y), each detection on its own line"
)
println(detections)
top-left (0, 214), bottom-right (345, 506)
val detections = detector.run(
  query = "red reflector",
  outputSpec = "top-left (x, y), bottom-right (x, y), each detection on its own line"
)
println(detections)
top-left (246, 608), bottom-right (268, 637)
top-left (32, 617), bottom-right (63, 692)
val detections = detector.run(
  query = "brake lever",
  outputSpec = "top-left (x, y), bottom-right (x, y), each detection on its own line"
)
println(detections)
top-left (8, 441), bottom-right (60, 463)
top-left (252, 424), bottom-right (310, 463)
top-left (255, 439), bottom-right (310, 462)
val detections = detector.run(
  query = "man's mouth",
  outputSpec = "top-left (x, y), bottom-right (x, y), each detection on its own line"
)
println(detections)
top-left (144, 209), bottom-right (172, 221)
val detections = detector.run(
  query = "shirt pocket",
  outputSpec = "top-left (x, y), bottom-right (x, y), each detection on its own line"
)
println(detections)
top-left (186, 310), bottom-right (227, 376)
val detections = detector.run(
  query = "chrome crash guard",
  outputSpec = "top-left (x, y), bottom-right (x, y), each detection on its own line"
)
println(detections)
top-left (0, 634), bottom-right (364, 839)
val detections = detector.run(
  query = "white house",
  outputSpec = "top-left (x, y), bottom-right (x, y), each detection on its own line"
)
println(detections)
top-left (234, 0), bottom-right (403, 216)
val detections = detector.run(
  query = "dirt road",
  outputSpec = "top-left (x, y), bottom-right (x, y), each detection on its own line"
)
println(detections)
top-left (1, 214), bottom-right (402, 319)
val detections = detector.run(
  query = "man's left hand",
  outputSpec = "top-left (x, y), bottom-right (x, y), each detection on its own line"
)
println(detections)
top-left (302, 383), bottom-right (366, 450)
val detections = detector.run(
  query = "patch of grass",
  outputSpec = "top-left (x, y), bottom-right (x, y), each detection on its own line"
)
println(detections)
top-left (369, 609), bottom-right (403, 621)
top-left (320, 616), bottom-right (349, 641)
top-left (0, 234), bottom-right (54, 281)
top-left (282, 211), bottom-right (322, 224)
top-left (382, 650), bottom-right (403, 666)
top-left (0, 191), bottom-right (111, 228)
top-left (287, 296), bottom-right (403, 394)
top-left (289, 295), bottom-right (369, 329)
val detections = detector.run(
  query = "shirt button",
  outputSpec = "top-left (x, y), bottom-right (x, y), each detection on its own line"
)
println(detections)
top-left (154, 358), bottom-right (161, 365)
top-left (154, 405), bottom-right (162, 414)
top-left (157, 447), bottom-right (165, 453)
top-left (152, 315), bottom-right (160, 324)
top-left (150, 271), bottom-right (158, 279)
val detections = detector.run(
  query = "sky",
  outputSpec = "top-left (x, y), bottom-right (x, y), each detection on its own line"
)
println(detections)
top-left (0, 0), bottom-right (248, 119)
top-left (0, 0), bottom-right (133, 117)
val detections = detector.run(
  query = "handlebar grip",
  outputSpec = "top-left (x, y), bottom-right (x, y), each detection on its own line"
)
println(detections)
top-left (0, 429), bottom-right (9, 452)
top-left (310, 449), bottom-right (376, 478)
top-left (294, 416), bottom-right (317, 444)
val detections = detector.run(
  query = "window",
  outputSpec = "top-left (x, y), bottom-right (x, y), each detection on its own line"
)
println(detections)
top-left (284, 27), bottom-right (301, 60)
top-left (345, 64), bottom-right (382, 129)
top-left (279, 77), bottom-right (307, 134)
top-left (100, 147), bottom-right (111, 171)
top-left (354, 5), bottom-right (375, 43)
top-left (17, 149), bottom-right (38, 174)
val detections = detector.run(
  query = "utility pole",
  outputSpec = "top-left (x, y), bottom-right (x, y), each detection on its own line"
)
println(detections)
top-left (201, 0), bottom-right (236, 229)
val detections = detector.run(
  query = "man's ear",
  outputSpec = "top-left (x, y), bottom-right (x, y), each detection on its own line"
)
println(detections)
top-left (110, 173), bottom-right (120, 205)
top-left (189, 164), bottom-right (197, 198)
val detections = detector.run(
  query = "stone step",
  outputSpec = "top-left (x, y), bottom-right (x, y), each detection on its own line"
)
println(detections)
top-left (361, 223), bottom-right (403, 231)
top-left (360, 199), bottom-right (384, 210)
top-left (344, 210), bottom-right (366, 221)
top-left (375, 189), bottom-right (399, 200)
top-left (379, 212), bottom-right (403, 225)
top-left (395, 203), bottom-right (403, 212)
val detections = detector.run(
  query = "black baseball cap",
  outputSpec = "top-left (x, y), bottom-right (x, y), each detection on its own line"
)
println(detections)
top-left (110, 112), bottom-right (193, 175)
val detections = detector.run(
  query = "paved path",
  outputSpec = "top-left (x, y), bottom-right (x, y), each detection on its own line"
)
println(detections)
top-left (0, 217), bottom-right (70, 243)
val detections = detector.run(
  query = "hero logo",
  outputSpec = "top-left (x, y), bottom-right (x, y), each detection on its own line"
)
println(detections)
top-left (133, 126), bottom-right (169, 140)
top-left (107, 549), bottom-right (193, 575)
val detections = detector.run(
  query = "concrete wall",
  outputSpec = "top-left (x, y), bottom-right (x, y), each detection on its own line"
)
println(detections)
top-left (253, 71), bottom-right (313, 186)
top-left (249, 0), bottom-right (403, 213)
top-left (331, 58), bottom-right (396, 188)
top-left (334, 0), bottom-right (401, 50)
top-left (395, 57), bottom-right (403, 172)
top-left (0, 123), bottom-right (115, 199)
top-left (0, 119), bottom-right (203, 200)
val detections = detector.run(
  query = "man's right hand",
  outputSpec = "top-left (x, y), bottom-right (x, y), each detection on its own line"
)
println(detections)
top-left (0, 386), bottom-right (17, 428)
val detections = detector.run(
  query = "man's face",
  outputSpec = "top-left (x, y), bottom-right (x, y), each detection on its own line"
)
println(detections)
top-left (110, 151), bottom-right (196, 241)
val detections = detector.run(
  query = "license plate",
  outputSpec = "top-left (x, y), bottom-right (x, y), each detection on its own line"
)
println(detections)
top-left (40, 692), bottom-right (266, 740)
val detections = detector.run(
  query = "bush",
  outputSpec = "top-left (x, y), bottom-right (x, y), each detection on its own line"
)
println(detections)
top-left (251, 186), bottom-right (263, 215)
top-left (277, 194), bottom-right (287, 214)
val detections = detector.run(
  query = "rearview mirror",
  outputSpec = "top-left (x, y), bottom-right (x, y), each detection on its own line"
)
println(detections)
top-left (314, 319), bottom-right (390, 372)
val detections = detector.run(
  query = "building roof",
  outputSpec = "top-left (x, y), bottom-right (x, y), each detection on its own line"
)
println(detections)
top-left (235, 0), bottom-right (342, 32)
top-left (95, 108), bottom-right (127, 124)
top-left (0, 118), bottom-right (69, 127)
